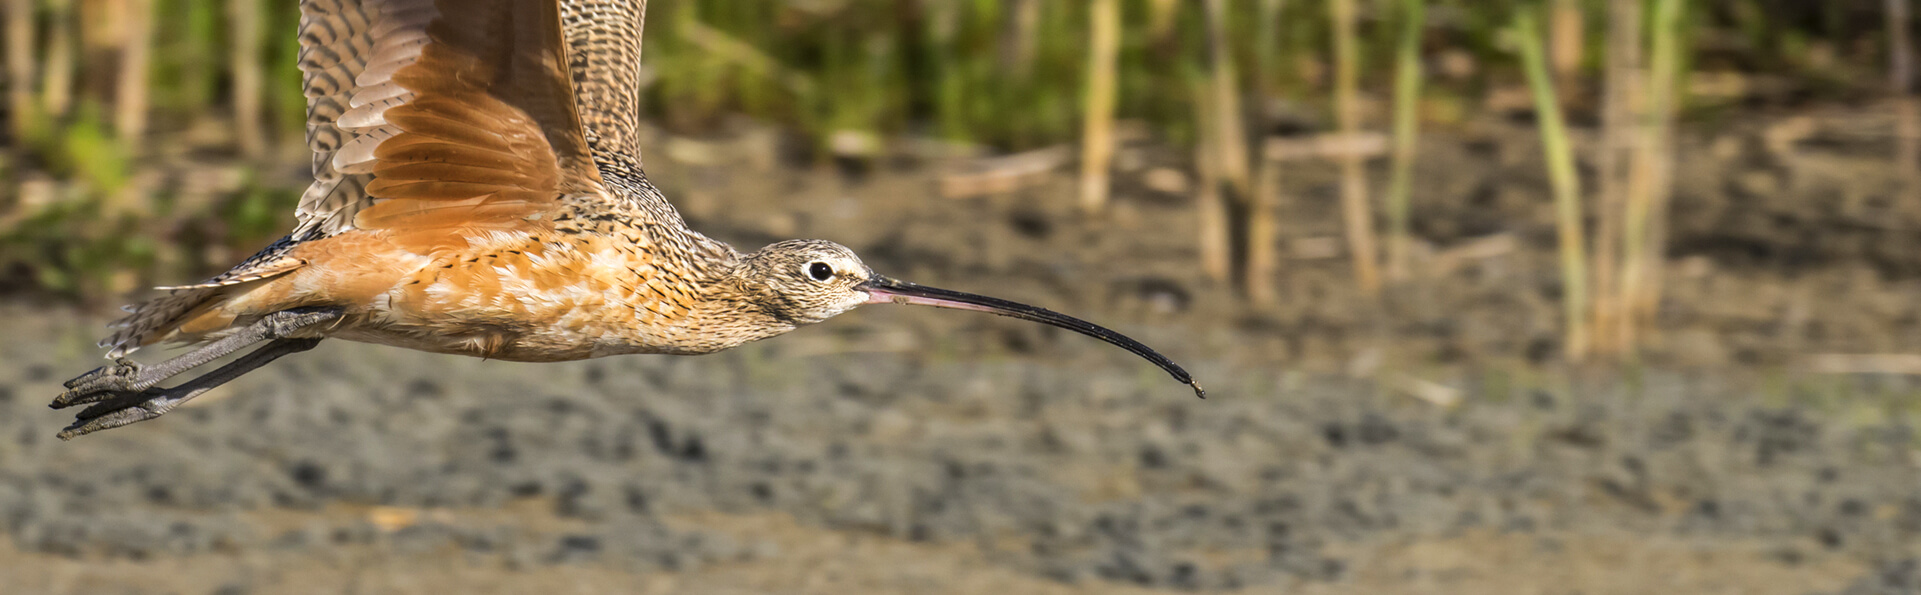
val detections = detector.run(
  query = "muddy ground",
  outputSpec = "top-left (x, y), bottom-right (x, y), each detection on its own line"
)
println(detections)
top-left (5, 109), bottom-right (1921, 593)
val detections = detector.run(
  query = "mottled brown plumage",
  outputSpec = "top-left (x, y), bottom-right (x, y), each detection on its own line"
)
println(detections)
top-left (52, 0), bottom-right (1200, 440)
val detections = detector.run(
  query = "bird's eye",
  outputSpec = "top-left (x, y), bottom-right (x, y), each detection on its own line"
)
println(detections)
top-left (806, 261), bottom-right (834, 281)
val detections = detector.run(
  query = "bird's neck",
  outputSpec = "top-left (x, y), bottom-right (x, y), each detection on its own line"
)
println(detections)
top-left (652, 272), bottom-right (795, 354)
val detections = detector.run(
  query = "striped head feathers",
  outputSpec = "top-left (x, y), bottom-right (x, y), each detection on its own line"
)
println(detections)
top-left (735, 239), bottom-right (875, 325)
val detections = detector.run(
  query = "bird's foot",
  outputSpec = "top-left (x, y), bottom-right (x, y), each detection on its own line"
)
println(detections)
top-left (51, 359), bottom-right (145, 408)
top-left (56, 388), bottom-right (186, 440)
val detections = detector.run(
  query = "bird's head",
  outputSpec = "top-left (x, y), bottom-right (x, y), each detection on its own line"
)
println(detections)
top-left (737, 239), bottom-right (1206, 398)
top-left (737, 239), bottom-right (874, 325)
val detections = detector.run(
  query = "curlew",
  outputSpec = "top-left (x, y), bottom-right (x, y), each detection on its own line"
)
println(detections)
top-left (49, 0), bottom-right (1202, 440)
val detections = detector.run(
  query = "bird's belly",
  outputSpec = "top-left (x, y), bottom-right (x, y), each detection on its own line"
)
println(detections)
top-left (332, 244), bottom-right (657, 362)
top-left (328, 320), bottom-right (613, 362)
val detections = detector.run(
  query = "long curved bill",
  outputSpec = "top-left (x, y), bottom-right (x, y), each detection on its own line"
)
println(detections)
top-left (858, 274), bottom-right (1205, 399)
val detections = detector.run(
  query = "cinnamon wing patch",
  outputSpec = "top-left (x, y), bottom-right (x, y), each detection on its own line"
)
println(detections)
top-left (297, 0), bottom-right (601, 247)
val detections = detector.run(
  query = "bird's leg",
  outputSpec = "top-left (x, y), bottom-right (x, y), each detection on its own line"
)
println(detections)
top-left (57, 337), bottom-right (324, 440)
top-left (52, 307), bottom-right (343, 408)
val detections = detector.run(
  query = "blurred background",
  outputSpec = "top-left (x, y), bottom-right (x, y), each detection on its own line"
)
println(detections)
top-left (3, 0), bottom-right (1921, 593)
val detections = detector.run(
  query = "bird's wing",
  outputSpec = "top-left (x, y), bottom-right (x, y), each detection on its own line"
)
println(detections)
top-left (559, 0), bottom-right (650, 178)
top-left (549, 0), bottom-right (696, 229)
top-left (293, 0), bottom-right (601, 246)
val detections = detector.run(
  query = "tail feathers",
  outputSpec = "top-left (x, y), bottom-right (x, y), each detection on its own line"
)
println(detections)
top-left (102, 235), bottom-right (310, 358)
top-left (101, 289), bottom-right (223, 358)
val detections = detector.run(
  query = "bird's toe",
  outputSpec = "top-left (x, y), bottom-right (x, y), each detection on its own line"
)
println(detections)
top-left (49, 387), bottom-right (135, 409)
top-left (59, 359), bottom-right (141, 390)
top-left (56, 391), bottom-right (178, 440)
top-left (52, 359), bottom-right (146, 409)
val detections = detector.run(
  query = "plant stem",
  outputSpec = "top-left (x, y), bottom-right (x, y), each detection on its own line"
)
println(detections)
top-left (1593, 0), bottom-right (1643, 355)
top-left (1385, 0), bottom-right (1425, 282)
top-left (1620, 0), bottom-right (1682, 353)
top-left (1549, 0), bottom-right (1584, 91)
top-left (1079, 0), bottom-right (1121, 215)
top-left (1889, 0), bottom-right (1919, 175)
top-left (41, 0), bottom-right (75, 120)
top-left (4, 0), bottom-right (36, 147)
top-left (1331, 0), bottom-right (1381, 295)
top-left (229, 0), bottom-right (264, 155)
top-left (1203, 0), bottom-right (1251, 197)
top-left (1517, 6), bottom-right (1590, 362)
top-left (1633, 0), bottom-right (1683, 334)
top-left (1245, 0), bottom-right (1288, 304)
top-left (1194, 74), bottom-right (1232, 283)
top-left (114, 0), bottom-right (154, 143)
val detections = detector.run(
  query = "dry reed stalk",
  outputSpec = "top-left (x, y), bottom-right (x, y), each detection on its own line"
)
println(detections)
top-left (113, 0), bottom-right (153, 142)
top-left (1244, 0), bottom-right (1287, 303)
top-left (947, 145), bottom-right (1071, 198)
top-left (1620, 0), bottom-right (1681, 349)
top-left (1247, 160), bottom-right (1281, 301)
top-left (1384, 0), bottom-right (1424, 282)
top-left (79, 0), bottom-right (120, 102)
top-left (1331, 0), bottom-right (1381, 295)
top-left (1889, 0), bottom-right (1920, 176)
top-left (1593, 0), bottom-right (1642, 354)
top-left (1517, 7), bottom-right (1590, 362)
top-left (229, 0), bottom-right (265, 155)
top-left (4, 0), bottom-right (35, 146)
top-left (1895, 0), bottom-right (1915, 95)
top-left (1264, 132), bottom-right (1388, 160)
top-left (1203, 0), bottom-right (1252, 197)
top-left (1194, 78), bottom-right (1232, 283)
top-left (1549, 0), bottom-right (1584, 92)
top-left (41, 0), bottom-right (74, 119)
top-left (1078, 0), bottom-right (1121, 215)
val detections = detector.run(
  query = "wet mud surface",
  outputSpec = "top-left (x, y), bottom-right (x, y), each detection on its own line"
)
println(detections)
top-left (4, 114), bottom-right (1921, 593)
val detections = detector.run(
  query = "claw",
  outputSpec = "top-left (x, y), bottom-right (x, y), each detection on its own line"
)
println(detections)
top-left (58, 391), bottom-right (180, 440)
top-left (52, 360), bottom-right (147, 409)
